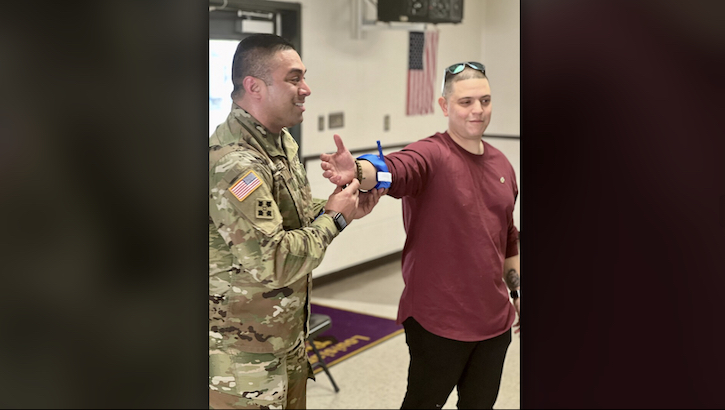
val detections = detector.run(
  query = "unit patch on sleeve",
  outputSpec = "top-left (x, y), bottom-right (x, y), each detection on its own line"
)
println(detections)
top-left (228, 170), bottom-right (262, 202)
top-left (256, 199), bottom-right (274, 219)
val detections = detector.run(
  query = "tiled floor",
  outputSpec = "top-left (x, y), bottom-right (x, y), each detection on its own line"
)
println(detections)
top-left (306, 257), bottom-right (520, 409)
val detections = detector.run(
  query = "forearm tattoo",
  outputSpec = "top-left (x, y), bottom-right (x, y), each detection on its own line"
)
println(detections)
top-left (505, 268), bottom-right (520, 290)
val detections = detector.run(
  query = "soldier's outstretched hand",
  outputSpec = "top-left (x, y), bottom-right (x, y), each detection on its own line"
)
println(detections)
top-left (320, 134), bottom-right (356, 186)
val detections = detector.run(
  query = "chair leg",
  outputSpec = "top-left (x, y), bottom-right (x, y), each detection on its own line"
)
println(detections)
top-left (310, 339), bottom-right (340, 392)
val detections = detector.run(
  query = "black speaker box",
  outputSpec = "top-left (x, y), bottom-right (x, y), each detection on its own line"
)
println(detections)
top-left (377, 0), bottom-right (463, 24)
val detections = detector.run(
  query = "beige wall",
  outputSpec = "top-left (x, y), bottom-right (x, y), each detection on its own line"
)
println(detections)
top-left (481, 0), bottom-right (520, 238)
top-left (282, 0), bottom-right (520, 277)
top-left (482, 0), bottom-right (520, 137)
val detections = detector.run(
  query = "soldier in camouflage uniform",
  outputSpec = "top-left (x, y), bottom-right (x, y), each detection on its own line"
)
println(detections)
top-left (209, 34), bottom-right (385, 409)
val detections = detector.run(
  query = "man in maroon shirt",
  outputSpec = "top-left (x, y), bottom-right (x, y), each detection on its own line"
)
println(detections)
top-left (320, 62), bottom-right (520, 409)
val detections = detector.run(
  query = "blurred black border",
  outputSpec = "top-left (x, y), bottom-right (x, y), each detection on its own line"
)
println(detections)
top-left (2, 0), bottom-right (725, 408)
top-left (0, 1), bottom-right (209, 408)
top-left (522, 0), bottom-right (725, 408)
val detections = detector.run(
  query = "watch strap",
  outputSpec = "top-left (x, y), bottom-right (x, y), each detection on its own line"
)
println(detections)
top-left (325, 210), bottom-right (347, 232)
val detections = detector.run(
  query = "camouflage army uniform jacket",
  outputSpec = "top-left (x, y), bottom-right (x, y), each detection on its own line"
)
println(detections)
top-left (209, 104), bottom-right (339, 355)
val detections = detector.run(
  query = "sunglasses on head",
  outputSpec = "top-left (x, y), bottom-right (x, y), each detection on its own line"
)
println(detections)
top-left (441, 61), bottom-right (486, 94)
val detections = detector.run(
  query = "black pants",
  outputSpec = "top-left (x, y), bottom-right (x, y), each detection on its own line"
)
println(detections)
top-left (401, 317), bottom-right (512, 409)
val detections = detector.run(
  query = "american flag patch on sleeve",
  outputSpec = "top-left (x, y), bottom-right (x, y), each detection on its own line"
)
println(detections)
top-left (228, 170), bottom-right (262, 202)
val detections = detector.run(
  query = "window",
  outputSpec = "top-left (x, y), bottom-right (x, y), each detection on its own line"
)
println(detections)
top-left (209, 39), bottom-right (239, 137)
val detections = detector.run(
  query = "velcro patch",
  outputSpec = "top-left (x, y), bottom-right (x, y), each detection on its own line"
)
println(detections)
top-left (255, 198), bottom-right (274, 219)
top-left (228, 170), bottom-right (262, 202)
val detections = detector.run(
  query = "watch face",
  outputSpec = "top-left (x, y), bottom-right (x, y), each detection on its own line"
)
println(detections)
top-left (334, 213), bottom-right (347, 231)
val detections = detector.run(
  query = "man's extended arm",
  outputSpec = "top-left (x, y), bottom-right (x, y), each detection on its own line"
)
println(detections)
top-left (320, 134), bottom-right (379, 191)
top-left (319, 134), bottom-right (388, 218)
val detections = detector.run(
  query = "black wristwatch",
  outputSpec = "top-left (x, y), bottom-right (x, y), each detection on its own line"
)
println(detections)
top-left (510, 289), bottom-right (520, 299)
top-left (326, 211), bottom-right (348, 232)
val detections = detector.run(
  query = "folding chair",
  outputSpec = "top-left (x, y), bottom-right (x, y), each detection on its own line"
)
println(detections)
top-left (308, 313), bottom-right (340, 392)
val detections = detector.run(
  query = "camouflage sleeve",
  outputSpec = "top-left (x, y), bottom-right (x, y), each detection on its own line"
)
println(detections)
top-left (310, 198), bottom-right (327, 222)
top-left (210, 154), bottom-right (339, 289)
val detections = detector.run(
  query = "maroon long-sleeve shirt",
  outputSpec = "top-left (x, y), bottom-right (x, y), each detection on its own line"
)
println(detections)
top-left (385, 132), bottom-right (519, 341)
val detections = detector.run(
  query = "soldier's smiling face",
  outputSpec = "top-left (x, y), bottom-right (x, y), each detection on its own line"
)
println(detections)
top-left (261, 49), bottom-right (311, 132)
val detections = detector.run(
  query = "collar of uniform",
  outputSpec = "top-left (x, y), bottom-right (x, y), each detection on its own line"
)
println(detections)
top-left (230, 104), bottom-right (286, 158)
top-left (280, 127), bottom-right (299, 162)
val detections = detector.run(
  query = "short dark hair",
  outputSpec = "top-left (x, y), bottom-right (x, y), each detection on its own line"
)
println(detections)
top-left (442, 67), bottom-right (488, 98)
top-left (230, 34), bottom-right (296, 99)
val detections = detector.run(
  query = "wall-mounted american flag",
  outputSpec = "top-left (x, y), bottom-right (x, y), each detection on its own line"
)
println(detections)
top-left (407, 30), bottom-right (439, 116)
